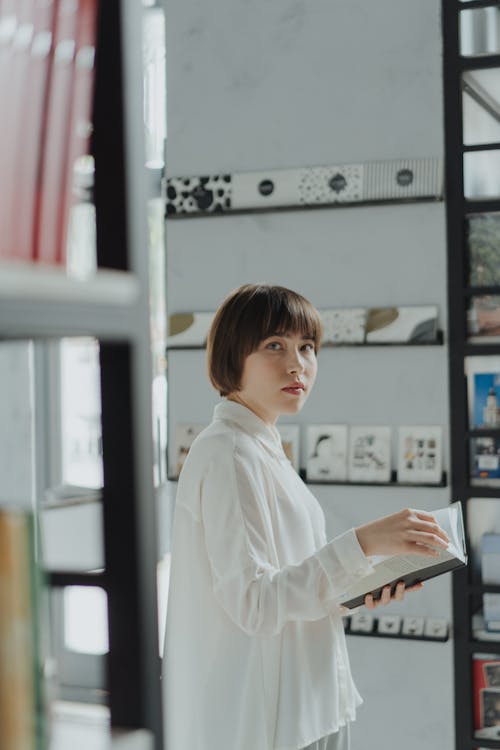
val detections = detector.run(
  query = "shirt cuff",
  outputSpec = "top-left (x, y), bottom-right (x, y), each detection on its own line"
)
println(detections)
top-left (321, 527), bottom-right (374, 579)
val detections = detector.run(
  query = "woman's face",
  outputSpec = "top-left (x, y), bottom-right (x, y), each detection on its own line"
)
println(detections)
top-left (230, 331), bottom-right (318, 424)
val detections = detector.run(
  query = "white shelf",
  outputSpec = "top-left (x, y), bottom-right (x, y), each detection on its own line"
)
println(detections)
top-left (0, 263), bottom-right (143, 339)
top-left (0, 261), bottom-right (139, 306)
top-left (49, 702), bottom-right (153, 750)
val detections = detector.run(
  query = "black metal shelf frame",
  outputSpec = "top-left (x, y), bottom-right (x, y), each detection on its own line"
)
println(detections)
top-left (443, 2), bottom-right (500, 749)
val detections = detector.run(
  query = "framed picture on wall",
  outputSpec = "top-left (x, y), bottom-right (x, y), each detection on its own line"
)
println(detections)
top-left (305, 425), bottom-right (348, 481)
top-left (396, 425), bottom-right (443, 484)
top-left (347, 426), bottom-right (392, 483)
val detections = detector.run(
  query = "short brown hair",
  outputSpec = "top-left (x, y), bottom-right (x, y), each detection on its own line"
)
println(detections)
top-left (207, 284), bottom-right (322, 396)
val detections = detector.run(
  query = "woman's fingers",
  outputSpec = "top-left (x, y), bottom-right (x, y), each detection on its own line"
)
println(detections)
top-left (410, 512), bottom-right (449, 544)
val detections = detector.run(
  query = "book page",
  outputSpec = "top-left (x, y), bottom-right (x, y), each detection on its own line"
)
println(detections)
top-left (338, 502), bottom-right (466, 604)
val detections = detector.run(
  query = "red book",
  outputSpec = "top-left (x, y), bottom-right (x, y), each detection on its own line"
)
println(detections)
top-left (8, 0), bottom-right (57, 262)
top-left (34, 0), bottom-right (79, 264)
top-left (58, 0), bottom-right (98, 267)
top-left (473, 654), bottom-right (500, 735)
top-left (0, 0), bottom-right (23, 258)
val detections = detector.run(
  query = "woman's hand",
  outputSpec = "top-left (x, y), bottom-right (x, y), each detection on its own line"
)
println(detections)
top-left (363, 580), bottom-right (423, 610)
top-left (355, 507), bottom-right (449, 558)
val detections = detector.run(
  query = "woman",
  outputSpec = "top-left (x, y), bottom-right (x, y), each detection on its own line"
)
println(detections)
top-left (163, 284), bottom-right (449, 750)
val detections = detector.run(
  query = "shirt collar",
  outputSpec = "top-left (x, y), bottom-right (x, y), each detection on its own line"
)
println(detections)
top-left (213, 399), bottom-right (286, 460)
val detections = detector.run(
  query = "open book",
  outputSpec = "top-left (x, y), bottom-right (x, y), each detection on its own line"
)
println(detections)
top-left (339, 502), bottom-right (467, 609)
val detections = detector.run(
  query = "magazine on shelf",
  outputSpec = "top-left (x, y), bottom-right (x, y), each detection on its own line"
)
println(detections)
top-left (473, 655), bottom-right (500, 739)
top-left (471, 437), bottom-right (500, 486)
top-left (305, 424), bottom-right (348, 481)
top-left (347, 426), bottom-right (392, 483)
top-left (468, 296), bottom-right (500, 344)
top-left (396, 425), bottom-right (443, 484)
top-left (338, 501), bottom-right (467, 609)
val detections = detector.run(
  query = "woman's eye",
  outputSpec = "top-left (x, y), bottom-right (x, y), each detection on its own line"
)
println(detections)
top-left (302, 342), bottom-right (315, 352)
top-left (267, 341), bottom-right (282, 350)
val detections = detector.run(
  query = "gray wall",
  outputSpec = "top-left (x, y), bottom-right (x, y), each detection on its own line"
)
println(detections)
top-left (165, 1), bottom-right (453, 749)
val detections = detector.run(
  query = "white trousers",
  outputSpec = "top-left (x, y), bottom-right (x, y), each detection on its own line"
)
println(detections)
top-left (300, 723), bottom-right (351, 750)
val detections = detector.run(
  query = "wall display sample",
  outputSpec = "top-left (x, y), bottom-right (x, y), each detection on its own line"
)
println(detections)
top-left (277, 424), bottom-right (300, 472)
top-left (468, 296), bottom-right (500, 342)
top-left (365, 305), bottom-right (439, 343)
top-left (473, 655), bottom-right (500, 738)
top-left (363, 157), bottom-right (443, 201)
top-left (349, 612), bottom-right (374, 633)
top-left (481, 533), bottom-right (500, 633)
top-left (231, 165), bottom-right (364, 210)
top-left (166, 175), bottom-right (232, 214)
top-left (377, 614), bottom-right (402, 635)
top-left (467, 212), bottom-right (500, 287)
top-left (167, 312), bottom-right (215, 348)
top-left (319, 308), bottom-right (367, 345)
top-left (165, 157), bottom-right (443, 216)
top-left (347, 426), bottom-right (392, 483)
top-left (338, 502), bottom-right (467, 609)
top-left (423, 618), bottom-right (449, 640)
top-left (305, 425), bottom-right (348, 481)
top-left (173, 424), bottom-right (206, 478)
top-left (396, 425), bottom-right (443, 484)
top-left (401, 616), bottom-right (425, 637)
top-left (471, 437), bottom-right (500, 486)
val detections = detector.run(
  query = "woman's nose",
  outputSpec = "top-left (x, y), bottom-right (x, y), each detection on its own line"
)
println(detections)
top-left (287, 349), bottom-right (305, 373)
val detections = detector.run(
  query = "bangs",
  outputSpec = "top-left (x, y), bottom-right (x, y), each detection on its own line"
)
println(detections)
top-left (242, 286), bottom-right (323, 353)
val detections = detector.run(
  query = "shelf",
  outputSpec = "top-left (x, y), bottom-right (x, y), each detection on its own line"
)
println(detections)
top-left (166, 331), bottom-right (445, 352)
top-left (166, 471), bottom-right (448, 488)
top-left (344, 615), bottom-right (449, 642)
top-left (300, 469), bottom-right (448, 488)
top-left (466, 486), bottom-right (500, 498)
top-left (50, 702), bottom-right (153, 750)
top-left (470, 735), bottom-right (500, 749)
top-left (459, 53), bottom-right (500, 72)
top-left (48, 571), bottom-right (107, 589)
top-left (465, 343), bottom-right (500, 356)
top-left (469, 640), bottom-right (500, 656)
top-left (0, 264), bottom-right (141, 339)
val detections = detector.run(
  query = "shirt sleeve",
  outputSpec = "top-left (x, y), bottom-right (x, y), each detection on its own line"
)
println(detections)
top-left (200, 443), bottom-right (374, 636)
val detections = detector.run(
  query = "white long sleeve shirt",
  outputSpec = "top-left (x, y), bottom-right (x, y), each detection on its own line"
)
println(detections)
top-left (163, 399), bottom-right (374, 750)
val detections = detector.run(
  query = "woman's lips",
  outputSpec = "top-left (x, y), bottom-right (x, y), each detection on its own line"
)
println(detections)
top-left (282, 386), bottom-right (304, 396)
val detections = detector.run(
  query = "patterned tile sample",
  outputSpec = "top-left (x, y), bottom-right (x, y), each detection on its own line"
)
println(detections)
top-left (166, 175), bottom-right (232, 214)
top-left (365, 305), bottom-right (439, 343)
top-left (297, 165), bottom-right (363, 205)
top-left (363, 157), bottom-right (443, 201)
top-left (320, 308), bottom-right (367, 344)
top-left (166, 157), bottom-right (443, 216)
